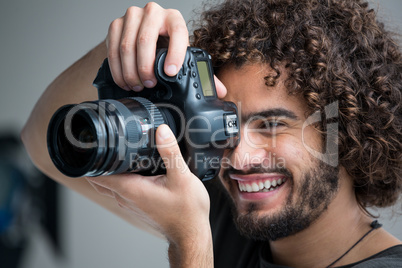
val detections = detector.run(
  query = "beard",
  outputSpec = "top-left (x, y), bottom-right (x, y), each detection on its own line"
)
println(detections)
top-left (220, 160), bottom-right (339, 241)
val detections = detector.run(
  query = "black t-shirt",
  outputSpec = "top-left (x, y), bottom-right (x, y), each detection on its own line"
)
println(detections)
top-left (205, 180), bottom-right (402, 267)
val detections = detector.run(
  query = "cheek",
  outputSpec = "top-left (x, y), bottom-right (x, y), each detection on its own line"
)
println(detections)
top-left (269, 135), bottom-right (312, 173)
top-left (300, 126), bottom-right (323, 153)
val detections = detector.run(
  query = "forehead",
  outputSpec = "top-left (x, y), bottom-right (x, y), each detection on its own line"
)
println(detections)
top-left (217, 64), bottom-right (309, 120)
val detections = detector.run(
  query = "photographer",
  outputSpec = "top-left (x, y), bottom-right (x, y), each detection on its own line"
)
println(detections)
top-left (22, 0), bottom-right (402, 267)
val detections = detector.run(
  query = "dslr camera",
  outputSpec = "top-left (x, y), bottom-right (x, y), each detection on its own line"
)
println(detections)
top-left (47, 47), bottom-right (239, 181)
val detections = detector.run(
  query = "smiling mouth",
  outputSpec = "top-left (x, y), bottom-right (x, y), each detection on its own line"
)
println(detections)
top-left (237, 178), bottom-right (287, 193)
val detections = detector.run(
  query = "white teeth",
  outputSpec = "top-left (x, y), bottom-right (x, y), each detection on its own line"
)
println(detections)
top-left (246, 184), bottom-right (253, 192)
top-left (252, 183), bottom-right (259, 192)
top-left (237, 177), bottom-right (286, 193)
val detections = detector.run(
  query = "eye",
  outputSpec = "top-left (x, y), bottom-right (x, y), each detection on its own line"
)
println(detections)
top-left (258, 119), bottom-right (285, 130)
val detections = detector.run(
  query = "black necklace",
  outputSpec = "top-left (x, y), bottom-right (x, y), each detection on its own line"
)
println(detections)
top-left (326, 220), bottom-right (382, 268)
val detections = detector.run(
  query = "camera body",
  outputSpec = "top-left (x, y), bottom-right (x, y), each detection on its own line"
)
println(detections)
top-left (47, 47), bottom-right (239, 181)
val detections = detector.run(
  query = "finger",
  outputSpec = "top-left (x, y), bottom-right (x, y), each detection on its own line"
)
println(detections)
top-left (120, 6), bottom-right (144, 91)
top-left (163, 9), bottom-right (189, 76)
top-left (214, 75), bottom-right (227, 98)
top-left (155, 124), bottom-right (190, 179)
top-left (107, 17), bottom-right (130, 90)
top-left (136, 2), bottom-right (165, 88)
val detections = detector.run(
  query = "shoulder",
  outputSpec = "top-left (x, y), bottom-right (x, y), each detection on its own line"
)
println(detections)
top-left (348, 245), bottom-right (402, 268)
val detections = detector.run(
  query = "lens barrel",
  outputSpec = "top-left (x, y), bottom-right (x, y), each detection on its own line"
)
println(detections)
top-left (47, 97), bottom-right (176, 177)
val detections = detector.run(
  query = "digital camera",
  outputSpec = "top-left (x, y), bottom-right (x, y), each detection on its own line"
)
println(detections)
top-left (47, 47), bottom-right (239, 181)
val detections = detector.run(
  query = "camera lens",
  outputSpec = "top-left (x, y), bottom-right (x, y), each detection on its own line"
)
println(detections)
top-left (57, 111), bottom-right (100, 171)
top-left (47, 97), bottom-right (176, 177)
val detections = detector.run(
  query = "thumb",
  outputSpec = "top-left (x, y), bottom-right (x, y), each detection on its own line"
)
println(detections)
top-left (156, 124), bottom-right (190, 178)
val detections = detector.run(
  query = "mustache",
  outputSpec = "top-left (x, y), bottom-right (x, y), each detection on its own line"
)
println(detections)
top-left (222, 165), bottom-right (293, 179)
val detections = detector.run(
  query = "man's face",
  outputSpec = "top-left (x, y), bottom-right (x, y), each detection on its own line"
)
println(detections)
top-left (218, 64), bottom-right (339, 241)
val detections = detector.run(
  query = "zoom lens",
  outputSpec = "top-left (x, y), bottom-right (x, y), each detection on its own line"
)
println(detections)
top-left (47, 97), bottom-right (176, 177)
top-left (56, 112), bottom-right (97, 169)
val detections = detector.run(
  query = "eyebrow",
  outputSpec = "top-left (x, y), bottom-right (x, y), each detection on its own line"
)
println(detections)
top-left (241, 108), bottom-right (299, 123)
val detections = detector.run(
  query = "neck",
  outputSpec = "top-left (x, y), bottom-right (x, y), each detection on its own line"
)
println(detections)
top-left (269, 173), bottom-right (373, 268)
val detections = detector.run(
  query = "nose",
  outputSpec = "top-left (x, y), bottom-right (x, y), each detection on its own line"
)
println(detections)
top-left (225, 125), bottom-right (272, 171)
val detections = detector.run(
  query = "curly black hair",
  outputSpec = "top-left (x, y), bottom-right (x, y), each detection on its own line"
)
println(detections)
top-left (192, 0), bottom-right (402, 209)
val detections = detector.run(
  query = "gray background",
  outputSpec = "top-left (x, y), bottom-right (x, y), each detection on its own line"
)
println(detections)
top-left (1, 0), bottom-right (401, 267)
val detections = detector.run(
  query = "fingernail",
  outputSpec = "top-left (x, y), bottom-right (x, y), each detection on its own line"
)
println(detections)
top-left (166, 65), bottom-right (177, 76)
top-left (123, 86), bottom-right (131, 91)
top-left (143, 80), bottom-right (155, 88)
top-left (158, 125), bottom-right (171, 140)
top-left (132, 85), bottom-right (143, 92)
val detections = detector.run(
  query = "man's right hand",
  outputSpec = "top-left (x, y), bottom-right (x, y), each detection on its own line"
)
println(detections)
top-left (106, 2), bottom-right (189, 92)
top-left (105, 2), bottom-right (227, 98)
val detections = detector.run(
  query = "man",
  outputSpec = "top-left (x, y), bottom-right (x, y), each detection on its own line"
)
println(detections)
top-left (22, 0), bottom-right (402, 267)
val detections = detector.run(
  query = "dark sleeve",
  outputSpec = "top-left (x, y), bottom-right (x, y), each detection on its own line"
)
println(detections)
top-left (204, 179), bottom-right (264, 268)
